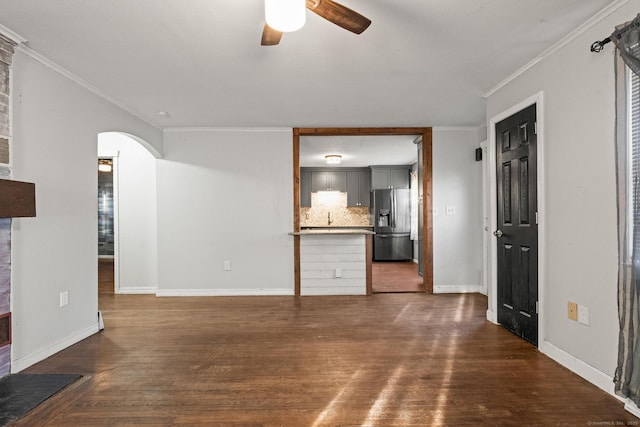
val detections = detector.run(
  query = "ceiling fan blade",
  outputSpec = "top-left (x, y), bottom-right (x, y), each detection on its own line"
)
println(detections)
top-left (261, 24), bottom-right (283, 46)
top-left (306, 0), bottom-right (371, 34)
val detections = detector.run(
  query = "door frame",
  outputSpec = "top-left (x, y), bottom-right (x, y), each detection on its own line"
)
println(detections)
top-left (292, 127), bottom-right (433, 296)
top-left (487, 92), bottom-right (545, 348)
top-left (98, 155), bottom-right (120, 294)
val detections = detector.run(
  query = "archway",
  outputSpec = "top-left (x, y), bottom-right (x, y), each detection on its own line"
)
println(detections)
top-left (97, 132), bottom-right (160, 295)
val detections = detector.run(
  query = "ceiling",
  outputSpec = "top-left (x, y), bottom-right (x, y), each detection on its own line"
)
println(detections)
top-left (300, 135), bottom-right (419, 167)
top-left (0, 0), bottom-right (614, 129)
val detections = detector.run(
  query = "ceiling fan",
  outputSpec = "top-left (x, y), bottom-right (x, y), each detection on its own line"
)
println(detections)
top-left (261, 0), bottom-right (372, 46)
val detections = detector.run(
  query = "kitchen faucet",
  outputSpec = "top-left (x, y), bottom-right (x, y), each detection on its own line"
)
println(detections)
top-left (328, 212), bottom-right (333, 226)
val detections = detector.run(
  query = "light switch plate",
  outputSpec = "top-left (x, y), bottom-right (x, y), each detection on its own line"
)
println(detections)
top-left (578, 305), bottom-right (590, 326)
top-left (445, 206), bottom-right (456, 216)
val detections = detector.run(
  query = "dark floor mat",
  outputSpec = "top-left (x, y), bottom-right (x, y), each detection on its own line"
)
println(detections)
top-left (0, 373), bottom-right (82, 426)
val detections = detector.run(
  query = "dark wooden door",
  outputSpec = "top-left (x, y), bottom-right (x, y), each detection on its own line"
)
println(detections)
top-left (495, 104), bottom-right (538, 345)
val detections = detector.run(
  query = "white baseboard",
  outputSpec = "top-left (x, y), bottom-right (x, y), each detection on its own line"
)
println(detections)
top-left (541, 340), bottom-right (623, 401)
top-left (117, 287), bottom-right (157, 295)
top-left (433, 284), bottom-right (483, 294)
top-left (301, 287), bottom-right (366, 296)
top-left (625, 399), bottom-right (640, 418)
top-left (12, 322), bottom-right (99, 373)
top-left (156, 288), bottom-right (294, 297)
top-left (486, 309), bottom-right (498, 324)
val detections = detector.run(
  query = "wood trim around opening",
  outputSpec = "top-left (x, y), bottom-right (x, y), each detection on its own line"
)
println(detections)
top-left (292, 127), bottom-right (433, 295)
top-left (293, 129), bottom-right (301, 296)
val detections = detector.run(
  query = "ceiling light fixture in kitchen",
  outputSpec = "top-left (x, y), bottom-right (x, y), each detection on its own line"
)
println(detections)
top-left (98, 159), bottom-right (112, 173)
top-left (325, 154), bottom-right (342, 164)
top-left (265, 0), bottom-right (306, 32)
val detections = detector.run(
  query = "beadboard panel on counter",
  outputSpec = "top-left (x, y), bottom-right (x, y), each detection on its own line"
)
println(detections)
top-left (299, 234), bottom-right (367, 296)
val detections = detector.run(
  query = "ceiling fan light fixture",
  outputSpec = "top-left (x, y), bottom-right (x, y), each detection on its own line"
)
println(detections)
top-left (325, 154), bottom-right (342, 164)
top-left (265, 0), bottom-right (306, 32)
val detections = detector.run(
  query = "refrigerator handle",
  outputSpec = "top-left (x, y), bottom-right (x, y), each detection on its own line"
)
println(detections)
top-left (391, 190), bottom-right (396, 228)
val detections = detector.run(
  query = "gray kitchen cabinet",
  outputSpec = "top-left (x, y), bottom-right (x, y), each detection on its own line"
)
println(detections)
top-left (311, 171), bottom-right (346, 192)
top-left (300, 169), bottom-right (311, 207)
top-left (370, 166), bottom-right (410, 190)
top-left (346, 170), bottom-right (371, 207)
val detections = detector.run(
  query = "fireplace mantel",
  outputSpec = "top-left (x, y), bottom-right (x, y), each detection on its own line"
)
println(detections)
top-left (0, 179), bottom-right (36, 218)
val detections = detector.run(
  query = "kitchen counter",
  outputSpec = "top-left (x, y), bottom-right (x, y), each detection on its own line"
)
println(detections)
top-left (291, 229), bottom-right (375, 236)
top-left (291, 230), bottom-right (373, 296)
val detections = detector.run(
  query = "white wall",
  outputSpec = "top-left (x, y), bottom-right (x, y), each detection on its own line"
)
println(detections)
top-left (157, 129), bottom-right (294, 296)
top-left (98, 132), bottom-right (158, 293)
top-left (432, 128), bottom-right (483, 293)
top-left (10, 50), bottom-right (162, 371)
top-left (485, 0), bottom-right (639, 386)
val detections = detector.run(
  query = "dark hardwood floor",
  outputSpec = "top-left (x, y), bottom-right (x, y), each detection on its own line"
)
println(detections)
top-left (98, 258), bottom-right (114, 295)
top-left (14, 288), bottom-right (635, 426)
top-left (372, 261), bottom-right (424, 293)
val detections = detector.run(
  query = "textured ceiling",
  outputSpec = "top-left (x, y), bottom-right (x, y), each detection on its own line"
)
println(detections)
top-left (0, 0), bottom-right (616, 129)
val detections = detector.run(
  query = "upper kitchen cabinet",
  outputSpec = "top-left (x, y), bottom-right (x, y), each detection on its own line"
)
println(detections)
top-left (370, 166), bottom-right (411, 190)
top-left (311, 170), bottom-right (347, 192)
top-left (300, 169), bottom-right (311, 207)
top-left (346, 170), bottom-right (371, 207)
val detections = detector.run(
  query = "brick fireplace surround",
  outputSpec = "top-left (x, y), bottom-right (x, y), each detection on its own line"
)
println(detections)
top-left (0, 34), bottom-right (16, 378)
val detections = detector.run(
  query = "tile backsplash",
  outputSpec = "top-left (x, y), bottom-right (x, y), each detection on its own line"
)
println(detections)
top-left (300, 192), bottom-right (372, 227)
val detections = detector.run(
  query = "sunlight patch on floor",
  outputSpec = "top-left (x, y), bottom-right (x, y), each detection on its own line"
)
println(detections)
top-left (393, 303), bottom-right (412, 323)
top-left (362, 367), bottom-right (404, 425)
top-left (454, 294), bottom-right (467, 323)
top-left (311, 370), bottom-right (363, 427)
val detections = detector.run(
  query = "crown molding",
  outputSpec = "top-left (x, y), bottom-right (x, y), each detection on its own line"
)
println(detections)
top-left (432, 126), bottom-right (483, 132)
top-left (0, 24), bottom-right (27, 45)
top-left (11, 42), bottom-right (161, 131)
top-left (163, 127), bottom-right (293, 132)
top-left (483, 0), bottom-right (630, 98)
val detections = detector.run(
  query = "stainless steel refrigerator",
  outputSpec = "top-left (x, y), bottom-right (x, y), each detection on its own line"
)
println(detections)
top-left (372, 188), bottom-right (412, 261)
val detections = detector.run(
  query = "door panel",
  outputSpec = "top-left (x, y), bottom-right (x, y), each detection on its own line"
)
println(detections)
top-left (496, 104), bottom-right (538, 345)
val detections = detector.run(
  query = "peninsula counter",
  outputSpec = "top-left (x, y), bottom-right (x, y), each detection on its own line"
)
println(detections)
top-left (290, 229), bottom-right (374, 296)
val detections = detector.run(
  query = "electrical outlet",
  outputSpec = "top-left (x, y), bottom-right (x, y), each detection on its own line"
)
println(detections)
top-left (578, 305), bottom-right (590, 326)
top-left (445, 206), bottom-right (456, 216)
top-left (335, 268), bottom-right (342, 278)
top-left (59, 291), bottom-right (69, 307)
top-left (223, 261), bottom-right (231, 271)
top-left (432, 207), bottom-right (439, 216)
top-left (568, 301), bottom-right (578, 321)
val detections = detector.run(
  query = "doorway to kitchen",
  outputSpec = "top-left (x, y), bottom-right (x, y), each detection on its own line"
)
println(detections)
top-left (293, 127), bottom-right (432, 296)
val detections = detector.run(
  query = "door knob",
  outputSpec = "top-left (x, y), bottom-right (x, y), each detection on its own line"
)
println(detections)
top-left (493, 229), bottom-right (503, 237)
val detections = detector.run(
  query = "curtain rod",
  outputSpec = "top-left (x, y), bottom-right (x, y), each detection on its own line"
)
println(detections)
top-left (591, 36), bottom-right (612, 53)
top-left (592, 14), bottom-right (640, 53)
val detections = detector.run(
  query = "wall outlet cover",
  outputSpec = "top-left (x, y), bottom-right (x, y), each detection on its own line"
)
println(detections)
top-left (223, 260), bottom-right (231, 271)
top-left (59, 291), bottom-right (69, 307)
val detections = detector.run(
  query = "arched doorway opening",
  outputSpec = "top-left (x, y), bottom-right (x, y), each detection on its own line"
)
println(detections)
top-left (97, 132), bottom-right (161, 295)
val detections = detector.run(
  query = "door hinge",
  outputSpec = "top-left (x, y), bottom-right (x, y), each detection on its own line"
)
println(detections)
top-left (535, 211), bottom-right (539, 224)
top-left (536, 301), bottom-right (539, 314)
top-left (534, 122), bottom-right (537, 135)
